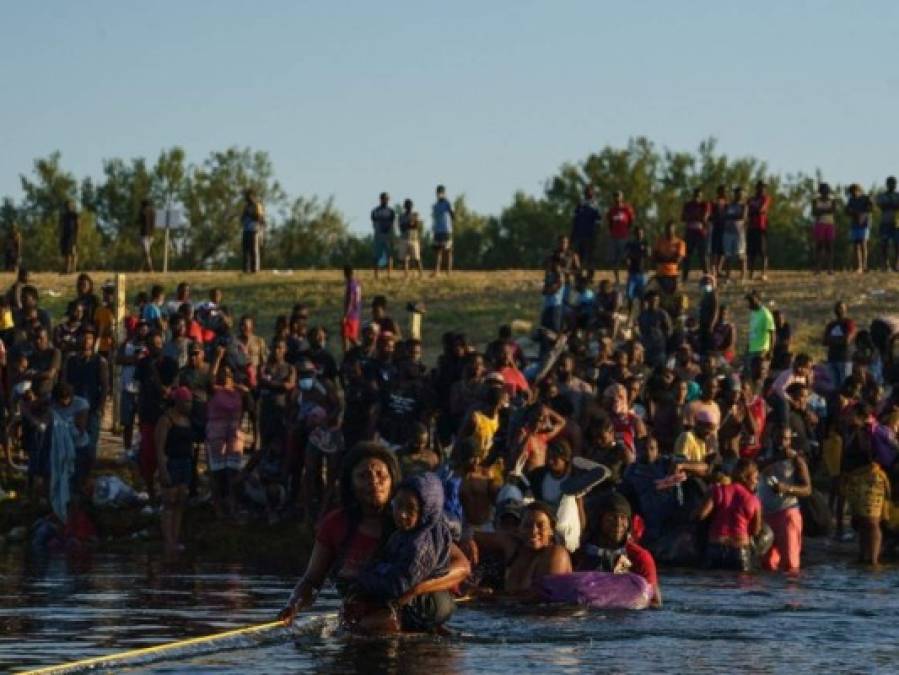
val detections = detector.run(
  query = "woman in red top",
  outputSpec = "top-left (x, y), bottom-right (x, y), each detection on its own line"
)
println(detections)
top-left (279, 443), bottom-right (470, 632)
top-left (697, 458), bottom-right (762, 571)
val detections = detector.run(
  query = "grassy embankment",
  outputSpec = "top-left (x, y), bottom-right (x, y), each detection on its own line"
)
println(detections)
top-left (16, 268), bottom-right (899, 358)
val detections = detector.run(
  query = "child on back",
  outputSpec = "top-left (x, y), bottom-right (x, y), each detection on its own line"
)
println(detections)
top-left (355, 472), bottom-right (455, 632)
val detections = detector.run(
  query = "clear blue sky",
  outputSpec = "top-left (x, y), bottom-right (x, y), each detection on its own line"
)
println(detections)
top-left (1, 1), bottom-right (896, 232)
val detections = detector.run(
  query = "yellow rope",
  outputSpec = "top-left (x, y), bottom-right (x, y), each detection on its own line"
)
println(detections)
top-left (20, 620), bottom-right (286, 675)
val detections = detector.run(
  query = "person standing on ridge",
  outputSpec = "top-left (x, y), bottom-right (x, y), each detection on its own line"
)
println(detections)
top-left (681, 187), bottom-right (711, 281)
top-left (371, 192), bottom-right (396, 281)
top-left (138, 198), bottom-right (156, 272)
top-left (747, 181), bottom-right (771, 281)
top-left (571, 185), bottom-right (601, 272)
top-left (59, 199), bottom-right (79, 275)
top-left (607, 190), bottom-right (635, 284)
top-left (811, 183), bottom-right (837, 275)
top-left (397, 199), bottom-right (424, 280)
top-left (846, 183), bottom-right (873, 274)
top-left (876, 176), bottom-right (899, 271)
top-left (241, 189), bottom-right (265, 273)
top-left (432, 185), bottom-right (455, 277)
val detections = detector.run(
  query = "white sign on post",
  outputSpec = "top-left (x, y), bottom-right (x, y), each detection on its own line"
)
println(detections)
top-left (154, 206), bottom-right (182, 273)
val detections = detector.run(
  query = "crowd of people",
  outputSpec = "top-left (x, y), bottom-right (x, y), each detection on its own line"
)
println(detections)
top-left (3, 179), bottom-right (899, 635)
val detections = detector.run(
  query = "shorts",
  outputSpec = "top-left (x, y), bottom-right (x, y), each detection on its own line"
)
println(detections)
top-left (626, 273), bottom-right (647, 300)
top-left (432, 231), bottom-right (453, 250)
top-left (608, 238), bottom-right (628, 266)
top-left (879, 223), bottom-right (897, 242)
top-left (341, 317), bottom-right (360, 342)
top-left (398, 237), bottom-right (421, 261)
top-left (747, 229), bottom-right (767, 258)
top-left (166, 457), bottom-right (193, 487)
top-left (722, 230), bottom-right (745, 258)
top-left (813, 221), bottom-right (835, 243)
top-left (120, 390), bottom-right (137, 427)
top-left (373, 233), bottom-right (393, 266)
top-left (850, 225), bottom-right (869, 243)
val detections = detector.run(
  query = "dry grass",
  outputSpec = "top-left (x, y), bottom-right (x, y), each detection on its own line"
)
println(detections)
top-left (15, 268), bottom-right (899, 361)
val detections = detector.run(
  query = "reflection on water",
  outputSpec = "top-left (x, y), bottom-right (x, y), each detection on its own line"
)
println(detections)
top-left (2, 546), bottom-right (899, 673)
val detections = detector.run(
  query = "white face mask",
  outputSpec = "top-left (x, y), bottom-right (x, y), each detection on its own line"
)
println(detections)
top-left (298, 377), bottom-right (315, 391)
top-left (702, 284), bottom-right (714, 293)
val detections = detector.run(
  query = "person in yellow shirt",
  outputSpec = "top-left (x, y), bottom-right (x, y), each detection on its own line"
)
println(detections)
top-left (673, 410), bottom-right (717, 477)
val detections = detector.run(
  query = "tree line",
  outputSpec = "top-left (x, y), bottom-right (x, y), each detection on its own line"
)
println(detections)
top-left (0, 138), bottom-right (880, 272)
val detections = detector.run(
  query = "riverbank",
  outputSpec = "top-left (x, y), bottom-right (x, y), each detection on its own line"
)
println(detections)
top-left (12, 268), bottom-right (899, 361)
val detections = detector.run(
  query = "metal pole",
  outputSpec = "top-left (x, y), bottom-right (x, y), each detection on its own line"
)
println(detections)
top-left (163, 205), bottom-right (171, 274)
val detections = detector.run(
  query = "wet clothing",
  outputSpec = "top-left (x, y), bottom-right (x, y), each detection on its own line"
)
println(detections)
top-left (357, 472), bottom-right (453, 600)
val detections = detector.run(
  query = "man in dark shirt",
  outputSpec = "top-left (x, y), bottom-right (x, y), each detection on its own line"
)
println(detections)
top-left (138, 198), bottom-right (156, 272)
top-left (823, 301), bottom-right (856, 389)
top-left (846, 184), bottom-right (874, 274)
top-left (59, 199), bottom-right (79, 275)
top-left (307, 325), bottom-right (339, 383)
top-left (63, 326), bottom-right (110, 472)
top-left (371, 192), bottom-right (396, 280)
top-left (571, 185), bottom-right (601, 272)
top-left (637, 291), bottom-right (672, 369)
top-left (624, 224), bottom-right (650, 314)
top-left (681, 188), bottom-right (710, 281)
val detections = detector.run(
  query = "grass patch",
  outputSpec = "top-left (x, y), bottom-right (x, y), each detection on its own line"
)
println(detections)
top-left (18, 268), bottom-right (899, 361)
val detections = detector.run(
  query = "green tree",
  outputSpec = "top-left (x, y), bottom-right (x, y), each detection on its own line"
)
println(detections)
top-left (181, 147), bottom-right (285, 268)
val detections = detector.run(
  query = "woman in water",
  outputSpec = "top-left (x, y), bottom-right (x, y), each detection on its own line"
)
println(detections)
top-left (697, 458), bottom-right (761, 571)
top-left (154, 386), bottom-right (195, 556)
top-left (575, 492), bottom-right (662, 607)
top-left (279, 443), bottom-right (470, 630)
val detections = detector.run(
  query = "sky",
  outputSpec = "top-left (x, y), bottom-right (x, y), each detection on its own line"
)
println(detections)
top-left (1, 0), bottom-right (897, 233)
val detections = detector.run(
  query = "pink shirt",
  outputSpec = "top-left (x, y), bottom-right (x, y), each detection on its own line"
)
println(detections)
top-left (208, 387), bottom-right (243, 423)
top-left (709, 482), bottom-right (760, 544)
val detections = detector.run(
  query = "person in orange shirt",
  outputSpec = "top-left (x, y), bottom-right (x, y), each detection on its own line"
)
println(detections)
top-left (653, 220), bottom-right (686, 293)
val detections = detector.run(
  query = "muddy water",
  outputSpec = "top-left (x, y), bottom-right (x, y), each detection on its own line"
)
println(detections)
top-left (2, 547), bottom-right (897, 673)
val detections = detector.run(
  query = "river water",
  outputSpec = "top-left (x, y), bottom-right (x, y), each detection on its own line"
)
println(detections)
top-left (2, 544), bottom-right (898, 674)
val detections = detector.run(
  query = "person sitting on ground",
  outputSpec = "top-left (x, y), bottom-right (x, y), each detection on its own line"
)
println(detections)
top-left (697, 457), bottom-right (761, 571)
top-left (576, 491), bottom-right (662, 607)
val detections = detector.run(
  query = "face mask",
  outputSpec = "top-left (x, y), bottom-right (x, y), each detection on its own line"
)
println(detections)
top-left (298, 377), bottom-right (315, 391)
top-left (702, 284), bottom-right (713, 293)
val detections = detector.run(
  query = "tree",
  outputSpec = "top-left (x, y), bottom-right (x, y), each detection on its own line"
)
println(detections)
top-left (266, 196), bottom-right (350, 269)
top-left (180, 147), bottom-right (285, 269)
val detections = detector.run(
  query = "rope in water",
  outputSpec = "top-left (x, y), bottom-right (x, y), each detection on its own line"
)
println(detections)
top-left (20, 620), bottom-right (288, 675)
top-left (22, 598), bottom-right (474, 673)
